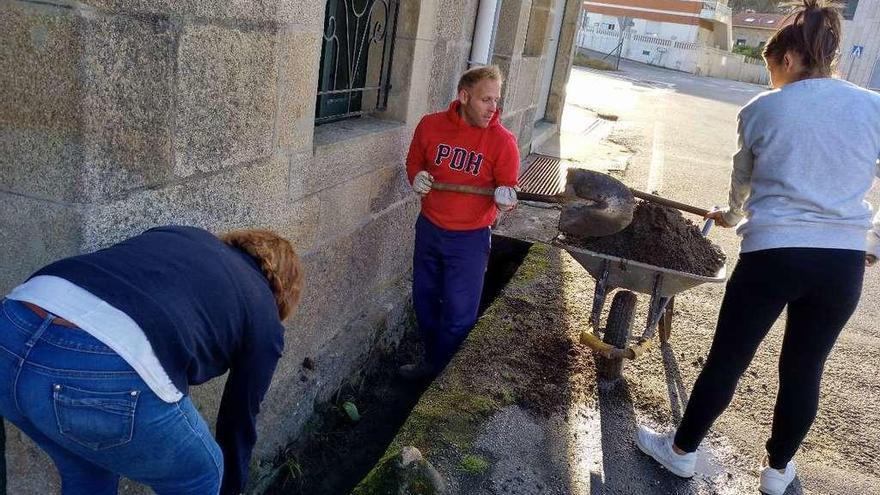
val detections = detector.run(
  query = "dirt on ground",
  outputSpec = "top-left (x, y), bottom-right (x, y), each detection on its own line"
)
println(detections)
top-left (565, 201), bottom-right (726, 277)
top-left (266, 332), bottom-right (429, 495)
top-left (451, 246), bottom-right (602, 420)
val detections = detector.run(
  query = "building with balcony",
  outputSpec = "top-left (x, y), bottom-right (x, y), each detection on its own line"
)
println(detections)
top-left (732, 11), bottom-right (783, 49)
top-left (581, 0), bottom-right (733, 51)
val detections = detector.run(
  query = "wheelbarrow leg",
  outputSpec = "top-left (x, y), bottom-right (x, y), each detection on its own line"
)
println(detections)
top-left (589, 260), bottom-right (611, 333)
top-left (659, 296), bottom-right (674, 344)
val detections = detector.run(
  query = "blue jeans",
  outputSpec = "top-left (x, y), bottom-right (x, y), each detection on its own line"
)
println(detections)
top-left (0, 299), bottom-right (223, 494)
top-left (412, 215), bottom-right (491, 373)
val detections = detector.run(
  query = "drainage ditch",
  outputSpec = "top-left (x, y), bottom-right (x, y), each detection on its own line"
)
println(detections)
top-left (264, 235), bottom-right (532, 495)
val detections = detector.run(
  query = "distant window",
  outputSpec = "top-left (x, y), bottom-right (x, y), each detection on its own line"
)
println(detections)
top-left (607, 23), bottom-right (615, 30)
top-left (315, 0), bottom-right (400, 124)
top-left (736, 39), bottom-right (747, 46)
top-left (843, 0), bottom-right (859, 19)
top-left (642, 50), bottom-right (651, 55)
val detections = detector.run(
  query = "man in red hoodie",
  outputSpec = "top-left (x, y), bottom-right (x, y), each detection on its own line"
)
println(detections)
top-left (402, 65), bottom-right (520, 378)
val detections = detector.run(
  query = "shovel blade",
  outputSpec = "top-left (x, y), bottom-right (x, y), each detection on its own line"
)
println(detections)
top-left (558, 169), bottom-right (635, 237)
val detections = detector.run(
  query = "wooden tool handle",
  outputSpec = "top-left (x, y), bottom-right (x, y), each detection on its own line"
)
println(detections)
top-left (630, 189), bottom-right (710, 217)
top-left (431, 182), bottom-right (494, 196)
top-left (431, 182), bottom-right (563, 204)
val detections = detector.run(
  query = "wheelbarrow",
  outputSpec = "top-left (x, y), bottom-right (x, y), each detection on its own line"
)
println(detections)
top-left (552, 220), bottom-right (726, 380)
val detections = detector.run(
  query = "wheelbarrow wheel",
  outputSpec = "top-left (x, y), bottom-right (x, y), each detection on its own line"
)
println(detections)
top-left (599, 290), bottom-right (637, 381)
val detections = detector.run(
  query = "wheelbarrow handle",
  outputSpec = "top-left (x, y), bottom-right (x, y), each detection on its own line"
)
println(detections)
top-left (430, 182), bottom-right (564, 203)
top-left (629, 189), bottom-right (710, 218)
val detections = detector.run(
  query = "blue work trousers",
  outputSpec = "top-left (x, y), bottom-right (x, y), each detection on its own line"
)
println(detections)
top-left (412, 215), bottom-right (491, 373)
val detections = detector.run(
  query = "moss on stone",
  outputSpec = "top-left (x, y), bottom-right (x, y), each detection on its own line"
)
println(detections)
top-left (351, 448), bottom-right (402, 495)
top-left (509, 242), bottom-right (550, 287)
top-left (351, 244), bottom-right (553, 493)
top-left (460, 454), bottom-right (490, 474)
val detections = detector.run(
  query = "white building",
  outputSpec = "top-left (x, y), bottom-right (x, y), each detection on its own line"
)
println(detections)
top-left (840, 0), bottom-right (880, 89)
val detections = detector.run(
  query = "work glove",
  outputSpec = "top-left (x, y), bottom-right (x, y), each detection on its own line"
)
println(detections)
top-left (412, 171), bottom-right (434, 196)
top-left (494, 186), bottom-right (517, 212)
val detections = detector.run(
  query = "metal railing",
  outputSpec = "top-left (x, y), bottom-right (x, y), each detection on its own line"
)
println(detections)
top-left (700, 0), bottom-right (732, 23)
top-left (315, 0), bottom-right (400, 124)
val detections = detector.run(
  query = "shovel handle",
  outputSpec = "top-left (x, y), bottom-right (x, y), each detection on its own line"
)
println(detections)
top-left (431, 182), bottom-right (563, 204)
top-left (630, 189), bottom-right (710, 218)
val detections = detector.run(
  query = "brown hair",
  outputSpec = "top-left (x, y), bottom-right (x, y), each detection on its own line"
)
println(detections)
top-left (763, 0), bottom-right (842, 77)
top-left (220, 229), bottom-right (303, 321)
top-left (457, 65), bottom-right (504, 92)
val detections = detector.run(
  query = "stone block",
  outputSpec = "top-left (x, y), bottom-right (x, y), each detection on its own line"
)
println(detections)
top-left (377, 35), bottom-right (423, 123)
top-left (369, 165), bottom-right (411, 214)
top-left (399, 38), bottom-right (436, 122)
top-left (396, 0), bottom-right (432, 39)
top-left (78, 12), bottom-right (178, 201)
top-left (280, 193), bottom-right (321, 255)
top-left (276, 27), bottom-right (321, 154)
top-left (315, 172), bottom-right (374, 240)
top-left (501, 112), bottom-right (523, 145)
top-left (173, 23), bottom-right (277, 177)
top-left (80, 153), bottom-right (290, 250)
top-left (512, 56), bottom-right (542, 112)
top-left (351, 200), bottom-right (419, 286)
top-left (0, 4), bottom-right (85, 203)
top-left (434, 0), bottom-right (478, 43)
top-left (0, 193), bottom-right (83, 294)
top-left (523, 6), bottom-right (551, 57)
top-left (0, 130), bottom-right (85, 204)
top-left (288, 149), bottom-right (313, 201)
top-left (80, 0), bottom-right (324, 30)
top-left (492, 0), bottom-right (529, 57)
top-left (428, 40), bottom-right (469, 112)
top-left (287, 234), bottom-right (356, 347)
top-left (0, 3), bottom-right (80, 133)
top-left (308, 120), bottom-right (408, 195)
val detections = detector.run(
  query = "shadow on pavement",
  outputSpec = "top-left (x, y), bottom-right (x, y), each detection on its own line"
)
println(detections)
top-left (661, 342), bottom-right (690, 423)
top-left (590, 378), bottom-right (701, 495)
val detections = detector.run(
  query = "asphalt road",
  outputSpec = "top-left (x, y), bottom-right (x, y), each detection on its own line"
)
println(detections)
top-left (564, 59), bottom-right (880, 494)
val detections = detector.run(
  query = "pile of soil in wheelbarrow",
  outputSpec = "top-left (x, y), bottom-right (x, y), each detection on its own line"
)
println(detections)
top-left (565, 201), bottom-right (726, 277)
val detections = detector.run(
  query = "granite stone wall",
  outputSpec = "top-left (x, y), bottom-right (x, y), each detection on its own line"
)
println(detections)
top-left (0, 0), bottom-right (577, 492)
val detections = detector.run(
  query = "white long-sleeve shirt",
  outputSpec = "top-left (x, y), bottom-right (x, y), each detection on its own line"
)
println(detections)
top-left (722, 78), bottom-right (880, 257)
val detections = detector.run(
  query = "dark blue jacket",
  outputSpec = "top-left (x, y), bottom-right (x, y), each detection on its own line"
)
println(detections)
top-left (33, 225), bottom-right (284, 494)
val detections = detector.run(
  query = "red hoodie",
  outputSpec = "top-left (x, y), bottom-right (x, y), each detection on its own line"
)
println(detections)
top-left (406, 100), bottom-right (520, 230)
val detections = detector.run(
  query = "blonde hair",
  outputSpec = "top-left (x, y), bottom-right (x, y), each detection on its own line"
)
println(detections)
top-left (457, 65), bottom-right (504, 92)
top-left (220, 229), bottom-right (303, 321)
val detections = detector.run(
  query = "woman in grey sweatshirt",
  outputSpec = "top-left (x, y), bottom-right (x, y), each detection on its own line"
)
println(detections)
top-left (635, 2), bottom-right (880, 494)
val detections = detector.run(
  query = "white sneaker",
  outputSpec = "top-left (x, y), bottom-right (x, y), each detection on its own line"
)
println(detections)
top-left (759, 457), bottom-right (796, 495)
top-left (635, 425), bottom-right (696, 478)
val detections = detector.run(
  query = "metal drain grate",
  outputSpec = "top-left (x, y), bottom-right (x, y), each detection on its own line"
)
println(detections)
top-left (519, 154), bottom-right (565, 196)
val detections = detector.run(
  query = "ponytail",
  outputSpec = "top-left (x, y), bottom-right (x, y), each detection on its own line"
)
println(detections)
top-left (763, 0), bottom-right (842, 77)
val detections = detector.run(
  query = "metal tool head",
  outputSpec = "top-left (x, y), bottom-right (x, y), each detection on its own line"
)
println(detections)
top-left (558, 169), bottom-right (635, 238)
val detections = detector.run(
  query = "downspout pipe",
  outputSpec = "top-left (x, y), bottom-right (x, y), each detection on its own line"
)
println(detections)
top-left (469, 0), bottom-right (500, 66)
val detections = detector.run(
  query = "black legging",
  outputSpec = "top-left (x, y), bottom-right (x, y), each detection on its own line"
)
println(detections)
top-left (674, 248), bottom-right (865, 470)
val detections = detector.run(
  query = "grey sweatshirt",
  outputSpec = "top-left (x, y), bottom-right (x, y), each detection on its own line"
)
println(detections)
top-left (722, 78), bottom-right (880, 257)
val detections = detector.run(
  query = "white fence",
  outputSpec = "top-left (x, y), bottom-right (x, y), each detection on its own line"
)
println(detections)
top-left (576, 27), bottom-right (769, 86)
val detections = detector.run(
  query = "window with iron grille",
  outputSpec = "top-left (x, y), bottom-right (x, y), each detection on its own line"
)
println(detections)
top-left (843, 0), bottom-right (859, 20)
top-left (316, 0), bottom-right (400, 124)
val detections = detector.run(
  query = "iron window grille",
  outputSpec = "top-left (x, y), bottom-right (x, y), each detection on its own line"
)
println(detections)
top-left (316, 0), bottom-right (400, 124)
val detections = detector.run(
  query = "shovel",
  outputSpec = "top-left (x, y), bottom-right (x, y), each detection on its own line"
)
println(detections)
top-left (431, 169), bottom-right (710, 237)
